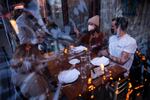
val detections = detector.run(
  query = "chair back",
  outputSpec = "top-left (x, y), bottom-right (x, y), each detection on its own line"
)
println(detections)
top-left (108, 77), bottom-right (129, 100)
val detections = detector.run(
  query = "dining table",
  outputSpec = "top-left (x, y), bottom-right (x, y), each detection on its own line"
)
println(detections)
top-left (47, 48), bottom-right (127, 100)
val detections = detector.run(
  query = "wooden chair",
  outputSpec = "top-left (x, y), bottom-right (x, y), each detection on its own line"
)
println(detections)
top-left (108, 77), bottom-right (129, 100)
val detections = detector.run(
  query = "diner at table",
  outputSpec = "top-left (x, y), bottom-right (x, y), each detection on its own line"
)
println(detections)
top-left (9, 16), bottom-right (133, 100)
top-left (10, 41), bottom-right (128, 100)
top-left (1, 0), bottom-right (150, 100)
top-left (46, 17), bottom-right (136, 100)
top-left (6, 1), bottom-right (137, 100)
top-left (46, 46), bottom-right (127, 100)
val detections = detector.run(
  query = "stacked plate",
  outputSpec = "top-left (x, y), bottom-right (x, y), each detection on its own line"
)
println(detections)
top-left (58, 68), bottom-right (80, 84)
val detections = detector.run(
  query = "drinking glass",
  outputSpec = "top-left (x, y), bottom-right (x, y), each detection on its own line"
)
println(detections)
top-left (80, 67), bottom-right (87, 79)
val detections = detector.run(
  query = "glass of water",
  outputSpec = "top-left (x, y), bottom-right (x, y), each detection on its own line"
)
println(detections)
top-left (80, 67), bottom-right (87, 79)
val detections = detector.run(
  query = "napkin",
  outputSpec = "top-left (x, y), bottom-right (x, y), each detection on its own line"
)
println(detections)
top-left (58, 68), bottom-right (80, 83)
top-left (91, 67), bottom-right (104, 79)
top-left (90, 56), bottom-right (109, 66)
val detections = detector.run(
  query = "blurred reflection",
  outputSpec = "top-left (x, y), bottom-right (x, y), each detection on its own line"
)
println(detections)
top-left (47, 0), bottom-right (63, 27)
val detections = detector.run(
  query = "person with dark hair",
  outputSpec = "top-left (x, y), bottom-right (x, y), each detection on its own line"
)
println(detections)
top-left (75, 15), bottom-right (105, 54)
top-left (111, 18), bottom-right (117, 34)
top-left (99, 17), bottom-right (137, 77)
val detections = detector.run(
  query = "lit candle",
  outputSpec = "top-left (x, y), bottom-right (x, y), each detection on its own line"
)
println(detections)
top-left (103, 76), bottom-right (106, 80)
top-left (84, 47), bottom-right (88, 51)
top-left (110, 77), bottom-right (113, 80)
top-left (100, 64), bottom-right (104, 71)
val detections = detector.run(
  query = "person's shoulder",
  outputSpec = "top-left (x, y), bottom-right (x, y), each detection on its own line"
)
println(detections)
top-left (109, 35), bottom-right (117, 40)
top-left (109, 35), bottom-right (117, 43)
top-left (126, 34), bottom-right (136, 43)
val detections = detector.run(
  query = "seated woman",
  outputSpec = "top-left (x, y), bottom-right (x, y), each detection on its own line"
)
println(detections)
top-left (10, 43), bottom-right (53, 99)
top-left (75, 15), bottom-right (105, 54)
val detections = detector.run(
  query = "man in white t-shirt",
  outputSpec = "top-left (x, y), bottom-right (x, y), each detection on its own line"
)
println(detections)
top-left (99, 17), bottom-right (137, 76)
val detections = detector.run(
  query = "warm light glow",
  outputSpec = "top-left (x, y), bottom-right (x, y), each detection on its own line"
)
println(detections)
top-left (126, 89), bottom-right (133, 100)
top-left (134, 85), bottom-right (144, 90)
top-left (126, 84), bottom-right (144, 100)
top-left (78, 94), bottom-right (82, 97)
top-left (64, 48), bottom-right (68, 54)
top-left (90, 95), bottom-right (94, 99)
top-left (109, 71), bottom-right (112, 73)
top-left (110, 77), bottom-right (113, 80)
top-left (145, 78), bottom-right (147, 82)
top-left (88, 78), bottom-right (92, 84)
top-left (136, 93), bottom-right (141, 96)
top-left (136, 50), bottom-right (139, 54)
top-left (10, 19), bottom-right (19, 34)
top-left (14, 4), bottom-right (24, 10)
top-left (111, 84), bottom-right (114, 87)
top-left (141, 56), bottom-right (146, 61)
top-left (88, 85), bottom-right (95, 91)
top-left (19, 57), bottom-right (23, 62)
top-left (100, 64), bottom-right (104, 71)
top-left (118, 77), bottom-right (121, 81)
top-left (115, 90), bottom-right (119, 94)
top-left (128, 82), bottom-right (132, 89)
top-left (103, 76), bottom-right (106, 80)
top-left (137, 52), bottom-right (142, 57)
top-left (84, 47), bottom-right (88, 51)
top-left (109, 73), bottom-right (112, 76)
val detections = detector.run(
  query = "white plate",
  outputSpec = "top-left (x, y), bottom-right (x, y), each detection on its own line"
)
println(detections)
top-left (69, 59), bottom-right (80, 65)
top-left (58, 68), bottom-right (80, 84)
top-left (90, 56), bottom-right (109, 66)
top-left (71, 45), bottom-right (87, 53)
